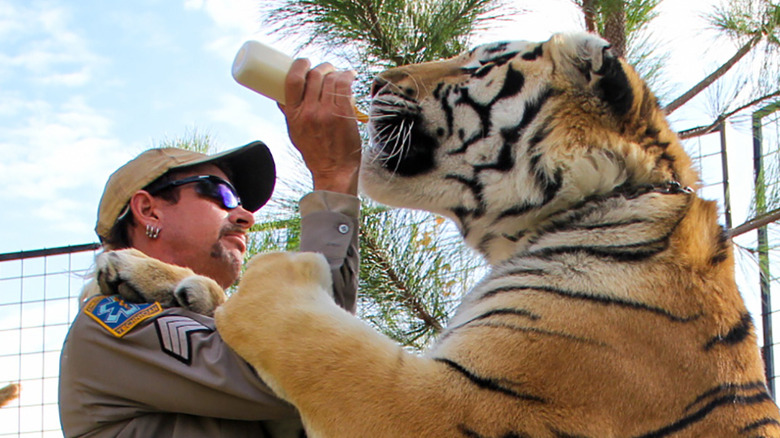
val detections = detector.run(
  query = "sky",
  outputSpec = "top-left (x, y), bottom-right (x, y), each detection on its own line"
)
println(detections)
top-left (0, 0), bottom-right (749, 255)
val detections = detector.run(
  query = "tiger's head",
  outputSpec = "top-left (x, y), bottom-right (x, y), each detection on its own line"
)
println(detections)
top-left (361, 32), bottom-right (698, 263)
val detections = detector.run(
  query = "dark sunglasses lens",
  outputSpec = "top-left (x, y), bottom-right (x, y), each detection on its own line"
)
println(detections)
top-left (215, 182), bottom-right (240, 209)
top-left (195, 178), bottom-right (240, 209)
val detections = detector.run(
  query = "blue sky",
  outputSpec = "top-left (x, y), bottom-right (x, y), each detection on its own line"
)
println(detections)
top-left (0, 0), bottom-right (298, 253)
top-left (0, 0), bottom-right (743, 254)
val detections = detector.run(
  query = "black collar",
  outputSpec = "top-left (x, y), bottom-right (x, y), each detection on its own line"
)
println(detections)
top-left (616, 181), bottom-right (694, 199)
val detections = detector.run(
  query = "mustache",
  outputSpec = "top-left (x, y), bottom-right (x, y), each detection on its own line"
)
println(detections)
top-left (219, 225), bottom-right (247, 239)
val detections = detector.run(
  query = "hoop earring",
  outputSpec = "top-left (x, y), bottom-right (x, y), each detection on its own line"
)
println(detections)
top-left (145, 224), bottom-right (161, 239)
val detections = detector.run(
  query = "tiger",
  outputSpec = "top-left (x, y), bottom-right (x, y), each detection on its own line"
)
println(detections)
top-left (99, 32), bottom-right (780, 437)
top-left (0, 383), bottom-right (19, 408)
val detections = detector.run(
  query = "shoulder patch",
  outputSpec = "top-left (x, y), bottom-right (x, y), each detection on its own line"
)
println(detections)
top-left (84, 295), bottom-right (163, 337)
top-left (155, 315), bottom-right (212, 365)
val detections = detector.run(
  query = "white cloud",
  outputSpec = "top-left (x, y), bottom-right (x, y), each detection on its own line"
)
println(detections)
top-left (187, 0), bottom-right (263, 34)
top-left (0, 1), bottom-right (100, 87)
top-left (0, 2), bottom-right (130, 249)
top-left (0, 95), bottom-right (128, 239)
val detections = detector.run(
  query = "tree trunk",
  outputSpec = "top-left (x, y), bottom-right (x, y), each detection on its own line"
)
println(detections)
top-left (603, 1), bottom-right (626, 57)
top-left (581, 0), bottom-right (598, 33)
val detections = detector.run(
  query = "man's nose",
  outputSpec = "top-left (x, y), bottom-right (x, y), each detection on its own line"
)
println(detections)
top-left (229, 206), bottom-right (256, 229)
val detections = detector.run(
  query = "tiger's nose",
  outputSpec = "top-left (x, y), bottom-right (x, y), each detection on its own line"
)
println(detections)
top-left (370, 77), bottom-right (388, 97)
top-left (372, 69), bottom-right (417, 97)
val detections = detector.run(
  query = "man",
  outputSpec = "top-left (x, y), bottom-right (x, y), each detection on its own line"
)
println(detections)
top-left (58, 59), bottom-right (362, 437)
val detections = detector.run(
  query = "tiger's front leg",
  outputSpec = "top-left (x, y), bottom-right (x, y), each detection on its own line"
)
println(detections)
top-left (94, 248), bottom-right (226, 317)
top-left (215, 252), bottom-right (461, 437)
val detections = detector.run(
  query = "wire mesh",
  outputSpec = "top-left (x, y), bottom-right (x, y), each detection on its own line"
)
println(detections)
top-left (0, 246), bottom-right (98, 438)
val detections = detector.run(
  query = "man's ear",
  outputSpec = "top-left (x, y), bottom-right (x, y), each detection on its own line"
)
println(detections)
top-left (128, 190), bottom-right (160, 225)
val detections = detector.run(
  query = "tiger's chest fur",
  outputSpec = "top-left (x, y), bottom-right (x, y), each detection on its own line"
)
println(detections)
top-left (359, 32), bottom-right (780, 436)
top-left (427, 190), bottom-right (769, 436)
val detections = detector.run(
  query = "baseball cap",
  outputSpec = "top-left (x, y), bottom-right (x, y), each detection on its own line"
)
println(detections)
top-left (95, 141), bottom-right (275, 241)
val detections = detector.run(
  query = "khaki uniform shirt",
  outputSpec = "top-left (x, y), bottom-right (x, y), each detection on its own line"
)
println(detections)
top-left (59, 192), bottom-right (360, 437)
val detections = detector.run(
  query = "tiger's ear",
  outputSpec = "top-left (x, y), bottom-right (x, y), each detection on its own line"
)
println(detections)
top-left (551, 33), bottom-right (635, 115)
top-left (573, 33), bottom-right (610, 74)
top-left (591, 46), bottom-right (634, 116)
top-left (571, 33), bottom-right (634, 116)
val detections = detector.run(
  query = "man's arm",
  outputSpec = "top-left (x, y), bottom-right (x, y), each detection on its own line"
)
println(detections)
top-left (280, 59), bottom-right (362, 312)
top-left (299, 191), bottom-right (359, 312)
top-left (59, 304), bottom-right (298, 436)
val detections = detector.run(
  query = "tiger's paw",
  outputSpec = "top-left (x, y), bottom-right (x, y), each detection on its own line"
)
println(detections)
top-left (173, 276), bottom-right (226, 317)
top-left (217, 252), bottom-right (333, 343)
top-left (241, 251), bottom-right (334, 302)
top-left (216, 251), bottom-right (335, 394)
top-left (96, 249), bottom-right (225, 316)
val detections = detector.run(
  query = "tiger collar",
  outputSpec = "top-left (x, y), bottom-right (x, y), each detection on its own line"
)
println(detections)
top-left (614, 181), bottom-right (694, 199)
top-left (500, 180), bottom-right (697, 263)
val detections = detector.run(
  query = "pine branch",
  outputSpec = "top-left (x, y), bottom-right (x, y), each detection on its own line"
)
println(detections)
top-left (728, 207), bottom-right (780, 238)
top-left (677, 89), bottom-right (780, 139)
top-left (362, 231), bottom-right (444, 333)
top-left (664, 35), bottom-right (761, 115)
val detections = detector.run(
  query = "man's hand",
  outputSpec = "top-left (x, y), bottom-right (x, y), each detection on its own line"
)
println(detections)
top-left (279, 59), bottom-right (362, 196)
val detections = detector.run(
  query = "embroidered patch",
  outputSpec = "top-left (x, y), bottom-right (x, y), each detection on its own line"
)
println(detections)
top-left (155, 315), bottom-right (212, 365)
top-left (84, 295), bottom-right (163, 337)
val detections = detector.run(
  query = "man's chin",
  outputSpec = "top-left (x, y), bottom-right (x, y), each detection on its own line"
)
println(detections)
top-left (210, 244), bottom-right (243, 286)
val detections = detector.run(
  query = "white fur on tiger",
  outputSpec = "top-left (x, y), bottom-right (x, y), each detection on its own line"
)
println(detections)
top-left (104, 32), bottom-right (780, 437)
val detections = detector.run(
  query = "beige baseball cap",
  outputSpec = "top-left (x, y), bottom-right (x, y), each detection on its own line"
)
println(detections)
top-left (95, 141), bottom-right (275, 241)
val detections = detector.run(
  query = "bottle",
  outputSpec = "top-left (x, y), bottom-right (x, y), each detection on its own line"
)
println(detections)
top-left (231, 40), bottom-right (368, 122)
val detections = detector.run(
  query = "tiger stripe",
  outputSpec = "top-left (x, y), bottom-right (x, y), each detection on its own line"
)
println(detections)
top-left (434, 358), bottom-right (546, 403)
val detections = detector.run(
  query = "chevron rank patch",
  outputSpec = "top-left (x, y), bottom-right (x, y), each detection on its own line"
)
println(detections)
top-left (84, 295), bottom-right (163, 337)
top-left (155, 315), bottom-right (212, 365)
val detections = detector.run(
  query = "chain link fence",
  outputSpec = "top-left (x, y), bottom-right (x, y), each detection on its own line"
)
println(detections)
top-left (0, 245), bottom-right (99, 438)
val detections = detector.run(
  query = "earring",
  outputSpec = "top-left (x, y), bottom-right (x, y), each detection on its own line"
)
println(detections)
top-left (145, 224), bottom-right (161, 239)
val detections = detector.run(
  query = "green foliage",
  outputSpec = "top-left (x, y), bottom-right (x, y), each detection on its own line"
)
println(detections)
top-left (155, 128), bottom-right (215, 154)
top-left (572, 0), bottom-right (660, 36)
top-left (709, 0), bottom-right (780, 44)
top-left (709, 0), bottom-right (780, 95)
top-left (358, 202), bottom-right (484, 350)
top-left (263, 0), bottom-right (515, 68)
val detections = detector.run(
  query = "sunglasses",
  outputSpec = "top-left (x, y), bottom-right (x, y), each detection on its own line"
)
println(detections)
top-left (147, 175), bottom-right (242, 210)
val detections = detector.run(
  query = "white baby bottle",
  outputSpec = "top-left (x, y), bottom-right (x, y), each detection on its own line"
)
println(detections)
top-left (232, 40), bottom-right (368, 122)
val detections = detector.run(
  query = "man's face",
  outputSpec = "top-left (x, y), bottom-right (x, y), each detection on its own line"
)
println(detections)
top-left (152, 164), bottom-right (256, 288)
